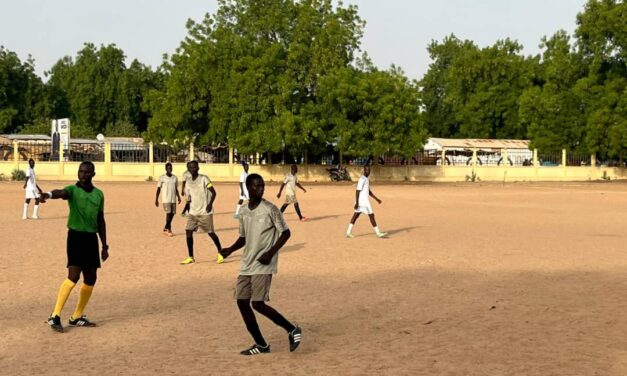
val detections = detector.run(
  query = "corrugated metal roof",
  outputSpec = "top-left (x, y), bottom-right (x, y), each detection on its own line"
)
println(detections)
top-left (428, 138), bottom-right (530, 149)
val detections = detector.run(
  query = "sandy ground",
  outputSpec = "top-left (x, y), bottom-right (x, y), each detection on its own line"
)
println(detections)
top-left (1, 178), bottom-right (627, 375)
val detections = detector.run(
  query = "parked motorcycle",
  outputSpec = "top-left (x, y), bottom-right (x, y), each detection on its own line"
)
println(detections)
top-left (327, 165), bottom-right (350, 181)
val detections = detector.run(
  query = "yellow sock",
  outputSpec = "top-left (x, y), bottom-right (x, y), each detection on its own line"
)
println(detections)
top-left (52, 279), bottom-right (76, 316)
top-left (71, 284), bottom-right (94, 319)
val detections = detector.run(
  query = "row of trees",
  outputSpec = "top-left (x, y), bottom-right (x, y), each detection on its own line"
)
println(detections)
top-left (0, 0), bottom-right (624, 159)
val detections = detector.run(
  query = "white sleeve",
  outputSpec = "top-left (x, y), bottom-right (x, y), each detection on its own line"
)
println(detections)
top-left (356, 177), bottom-right (365, 191)
top-left (240, 173), bottom-right (246, 183)
top-left (26, 169), bottom-right (32, 178)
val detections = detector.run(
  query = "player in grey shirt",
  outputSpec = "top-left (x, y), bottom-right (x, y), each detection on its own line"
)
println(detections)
top-left (220, 173), bottom-right (302, 355)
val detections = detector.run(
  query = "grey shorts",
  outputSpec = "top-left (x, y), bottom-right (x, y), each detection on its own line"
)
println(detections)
top-left (163, 203), bottom-right (176, 214)
top-left (185, 214), bottom-right (214, 233)
top-left (235, 274), bottom-right (272, 302)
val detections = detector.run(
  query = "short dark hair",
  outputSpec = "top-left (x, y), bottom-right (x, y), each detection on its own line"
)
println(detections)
top-left (80, 161), bottom-right (95, 170)
top-left (188, 160), bottom-right (198, 166)
top-left (28, 158), bottom-right (34, 163)
top-left (165, 162), bottom-right (172, 168)
top-left (245, 173), bottom-right (263, 188)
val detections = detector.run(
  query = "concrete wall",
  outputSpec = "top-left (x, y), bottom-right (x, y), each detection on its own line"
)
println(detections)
top-left (1, 141), bottom-right (624, 182)
top-left (1, 160), bottom-right (625, 183)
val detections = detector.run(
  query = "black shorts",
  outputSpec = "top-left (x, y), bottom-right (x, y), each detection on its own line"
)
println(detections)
top-left (67, 229), bottom-right (101, 268)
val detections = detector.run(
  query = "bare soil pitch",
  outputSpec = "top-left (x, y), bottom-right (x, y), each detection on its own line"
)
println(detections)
top-left (1, 180), bottom-right (626, 375)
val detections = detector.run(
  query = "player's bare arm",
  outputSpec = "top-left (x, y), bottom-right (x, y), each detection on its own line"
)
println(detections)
top-left (97, 211), bottom-right (109, 261)
top-left (220, 236), bottom-right (246, 258)
top-left (296, 183), bottom-right (307, 193)
top-left (40, 189), bottom-right (70, 203)
top-left (369, 190), bottom-right (382, 204)
top-left (176, 187), bottom-right (181, 204)
top-left (258, 229), bottom-right (291, 265)
top-left (155, 187), bottom-right (161, 207)
top-left (277, 182), bottom-right (285, 198)
top-left (208, 186), bottom-right (217, 212)
top-left (355, 190), bottom-right (360, 209)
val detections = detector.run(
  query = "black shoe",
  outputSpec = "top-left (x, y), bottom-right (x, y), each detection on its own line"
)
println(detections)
top-left (289, 325), bottom-right (302, 352)
top-left (240, 344), bottom-right (270, 356)
top-left (47, 315), bottom-right (63, 333)
top-left (68, 315), bottom-right (97, 327)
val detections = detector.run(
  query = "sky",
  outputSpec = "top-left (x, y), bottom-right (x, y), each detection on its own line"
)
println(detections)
top-left (0, 0), bottom-right (586, 80)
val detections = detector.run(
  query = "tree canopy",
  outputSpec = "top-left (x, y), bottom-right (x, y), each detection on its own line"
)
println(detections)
top-left (0, 0), bottom-right (624, 160)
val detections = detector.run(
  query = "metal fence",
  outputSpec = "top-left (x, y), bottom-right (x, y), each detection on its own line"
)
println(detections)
top-left (196, 145), bottom-right (229, 164)
top-left (111, 143), bottom-right (150, 162)
top-left (0, 140), bottom-right (12, 161)
top-left (14, 142), bottom-right (53, 161)
top-left (566, 151), bottom-right (589, 166)
top-left (69, 143), bottom-right (104, 162)
top-left (538, 151), bottom-right (562, 166)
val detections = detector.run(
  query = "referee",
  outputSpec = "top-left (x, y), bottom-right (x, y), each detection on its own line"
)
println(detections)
top-left (40, 161), bottom-right (109, 332)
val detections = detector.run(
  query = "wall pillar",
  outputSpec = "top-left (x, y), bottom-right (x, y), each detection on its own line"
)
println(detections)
top-left (58, 141), bottom-right (65, 179)
top-left (533, 149), bottom-right (539, 179)
top-left (590, 154), bottom-right (597, 179)
top-left (562, 149), bottom-right (567, 177)
top-left (441, 148), bottom-right (446, 168)
top-left (189, 142), bottom-right (194, 162)
top-left (104, 143), bottom-right (112, 180)
top-left (503, 148), bottom-right (509, 182)
top-left (13, 140), bottom-right (19, 168)
top-left (149, 142), bottom-right (154, 178)
top-left (228, 147), bottom-right (234, 178)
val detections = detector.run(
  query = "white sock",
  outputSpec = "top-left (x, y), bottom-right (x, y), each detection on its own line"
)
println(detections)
top-left (235, 204), bottom-right (242, 215)
top-left (33, 205), bottom-right (39, 217)
top-left (22, 204), bottom-right (28, 218)
top-left (374, 226), bottom-right (380, 234)
top-left (347, 223), bottom-right (354, 234)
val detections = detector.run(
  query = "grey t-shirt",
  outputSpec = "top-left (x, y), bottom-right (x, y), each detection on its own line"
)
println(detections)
top-left (186, 174), bottom-right (213, 216)
top-left (238, 199), bottom-right (289, 275)
top-left (157, 174), bottom-right (178, 203)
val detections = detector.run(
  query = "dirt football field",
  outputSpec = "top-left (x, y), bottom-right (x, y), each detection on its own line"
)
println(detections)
top-left (1, 178), bottom-right (627, 375)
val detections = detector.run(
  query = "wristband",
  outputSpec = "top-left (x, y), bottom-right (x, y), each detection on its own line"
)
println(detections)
top-left (46, 191), bottom-right (53, 198)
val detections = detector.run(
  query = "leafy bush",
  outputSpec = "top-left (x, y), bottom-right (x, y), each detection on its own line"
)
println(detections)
top-left (11, 168), bottom-right (26, 181)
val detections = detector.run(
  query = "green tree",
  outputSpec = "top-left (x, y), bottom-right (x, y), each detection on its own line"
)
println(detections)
top-left (420, 36), bottom-right (535, 139)
top-left (575, 0), bottom-right (626, 159)
top-left (46, 43), bottom-right (162, 136)
top-left (520, 31), bottom-right (587, 152)
top-left (0, 46), bottom-right (47, 133)
top-left (318, 63), bottom-right (426, 158)
top-left (146, 0), bottom-right (365, 155)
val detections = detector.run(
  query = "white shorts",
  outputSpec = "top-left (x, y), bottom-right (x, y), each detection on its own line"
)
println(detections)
top-left (355, 203), bottom-right (373, 215)
top-left (25, 188), bottom-right (39, 199)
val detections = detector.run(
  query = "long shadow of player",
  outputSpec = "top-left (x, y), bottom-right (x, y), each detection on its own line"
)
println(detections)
top-left (305, 214), bottom-right (342, 222)
top-left (353, 226), bottom-right (422, 238)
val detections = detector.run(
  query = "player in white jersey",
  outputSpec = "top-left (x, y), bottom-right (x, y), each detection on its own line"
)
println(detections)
top-left (234, 161), bottom-right (249, 218)
top-left (22, 159), bottom-right (43, 219)
top-left (179, 160), bottom-right (223, 265)
top-left (346, 165), bottom-right (387, 238)
top-left (180, 163), bottom-right (192, 217)
top-left (155, 163), bottom-right (181, 236)
top-left (277, 164), bottom-right (308, 221)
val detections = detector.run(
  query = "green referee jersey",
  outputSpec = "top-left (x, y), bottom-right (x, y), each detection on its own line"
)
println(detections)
top-left (65, 184), bottom-right (105, 233)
